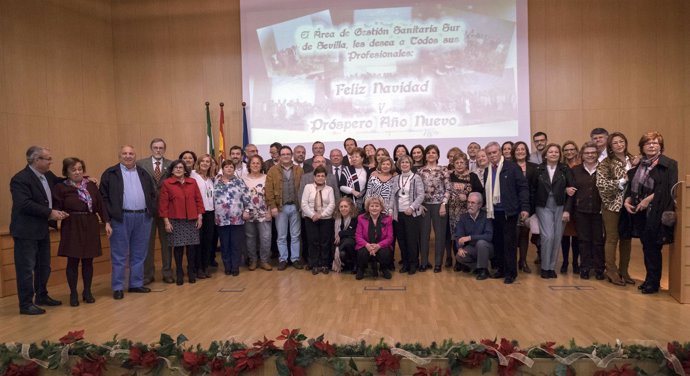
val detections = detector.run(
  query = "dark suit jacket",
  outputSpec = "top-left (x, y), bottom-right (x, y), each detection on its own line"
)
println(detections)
top-left (481, 160), bottom-right (530, 216)
top-left (136, 157), bottom-right (171, 190)
top-left (100, 164), bottom-right (158, 222)
top-left (10, 166), bottom-right (60, 239)
top-left (303, 157), bottom-right (332, 173)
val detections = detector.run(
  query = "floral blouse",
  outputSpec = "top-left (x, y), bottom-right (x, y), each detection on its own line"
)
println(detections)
top-left (418, 165), bottom-right (451, 204)
top-left (242, 174), bottom-right (270, 223)
top-left (214, 176), bottom-right (250, 226)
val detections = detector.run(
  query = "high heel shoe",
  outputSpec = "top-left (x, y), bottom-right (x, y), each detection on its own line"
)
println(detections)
top-left (70, 293), bottom-right (79, 307)
top-left (560, 264), bottom-right (568, 274)
top-left (607, 275), bottom-right (625, 286)
top-left (518, 261), bottom-right (531, 273)
top-left (83, 291), bottom-right (96, 304)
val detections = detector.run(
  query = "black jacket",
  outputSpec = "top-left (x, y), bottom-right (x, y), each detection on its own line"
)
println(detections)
top-left (481, 160), bottom-right (530, 216)
top-left (10, 166), bottom-right (60, 239)
top-left (100, 163), bottom-right (157, 222)
top-left (531, 162), bottom-right (574, 213)
top-left (623, 154), bottom-right (678, 244)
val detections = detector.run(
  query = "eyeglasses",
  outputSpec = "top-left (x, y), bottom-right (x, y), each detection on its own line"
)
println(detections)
top-left (38, 157), bottom-right (53, 161)
top-left (644, 141), bottom-right (660, 146)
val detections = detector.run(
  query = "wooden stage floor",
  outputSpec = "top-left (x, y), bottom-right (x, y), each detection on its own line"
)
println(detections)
top-left (1, 243), bottom-right (689, 346)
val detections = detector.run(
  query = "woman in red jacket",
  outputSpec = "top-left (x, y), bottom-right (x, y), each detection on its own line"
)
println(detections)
top-left (159, 159), bottom-right (205, 285)
top-left (355, 196), bottom-right (394, 280)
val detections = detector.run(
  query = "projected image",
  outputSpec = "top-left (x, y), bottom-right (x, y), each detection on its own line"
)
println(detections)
top-left (241, 0), bottom-right (529, 150)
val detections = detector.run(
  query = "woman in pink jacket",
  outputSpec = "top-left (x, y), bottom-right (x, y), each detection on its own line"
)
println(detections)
top-left (355, 196), bottom-right (394, 280)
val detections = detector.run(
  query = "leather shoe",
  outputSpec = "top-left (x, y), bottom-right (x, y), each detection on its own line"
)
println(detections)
top-left (476, 269), bottom-right (489, 280)
top-left (560, 264), bottom-right (568, 274)
top-left (580, 270), bottom-right (590, 280)
top-left (549, 271), bottom-right (558, 279)
top-left (433, 266), bottom-right (442, 273)
top-left (113, 290), bottom-right (124, 300)
top-left (128, 286), bottom-right (151, 293)
top-left (277, 261), bottom-right (288, 271)
top-left (540, 270), bottom-right (549, 279)
top-left (503, 276), bottom-right (515, 284)
top-left (292, 260), bottom-right (304, 269)
top-left (641, 285), bottom-right (659, 294)
top-left (35, 296), bottom-right (62, 306)
top-left (400, 266), bottom-right (409, 273)
top-left (259, 262), bottom-right (273, 271)
top-left (163, 277), bottom-right (175, 284)
top-left (70, 294), bottom-right (79, 307)
top-left (382, 269), bottom-right (392, 279)
top-left (143, 277), bottom-right (154, 285)
top-left (20, 305), bottom-right (46, 315)
top-left (418, 265), bottom-right (427, 272)
top-left (594, 271), bottom-right (606, 280)
top-left (491, 271), bottom-right (505, 279)
top-left (638, 281), bottom-right (648, 290)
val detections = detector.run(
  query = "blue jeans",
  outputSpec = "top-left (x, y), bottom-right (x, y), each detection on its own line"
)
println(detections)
top-left (109, 213), bottom-right (152, 291)
top-left (218, 224), bottom-right (245, 273)
top-left (276, 204), bottom-right (301, 262)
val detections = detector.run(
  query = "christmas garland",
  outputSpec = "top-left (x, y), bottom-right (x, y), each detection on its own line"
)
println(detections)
top-left (1, 330), bottom-right (689, 376)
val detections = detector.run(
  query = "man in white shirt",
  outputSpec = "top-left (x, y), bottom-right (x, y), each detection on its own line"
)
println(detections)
top-left (590, 128), bottom-right (609, 162)
top-left (229, 145), bottom-right (248, 178)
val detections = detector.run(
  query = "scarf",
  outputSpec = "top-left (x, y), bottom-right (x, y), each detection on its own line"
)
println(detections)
top-left (484, 156), bottom-right (504, 219)
top-left (631, 154), bottom-right (659, 200)
top-left (65, 178), bottom-right (93, 212)
top-left (332, 216), bottom-right (353, 273)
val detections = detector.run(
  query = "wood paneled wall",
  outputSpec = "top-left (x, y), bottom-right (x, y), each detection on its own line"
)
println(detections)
top-left (0, 0), bottom-right (118, 229)
top-left (1, 0), bottom-right (689, 230)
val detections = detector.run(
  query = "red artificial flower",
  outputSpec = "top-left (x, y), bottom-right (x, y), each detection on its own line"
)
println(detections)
top-left (182, 352), bottom-right (209, 374)
top-left (540, 342), bottom-right (556, 355)
top-left (461, 350), bottom-right (488, 368)
top-left (128, 346), bottom-right (159, 369)
top-left (232, 348), bottom-right (265, 372)
top-left (253, 337), bottom-right (277, 352)
top-left (479, 338), bottom-right (524, 376)
top-left (209, 357), bottom-right (226, 376)
top-left (2, 362), bottom-right (39, 376)
top-left (412, 366), bottom-right (449, 376)
top-left (276, 329), bottom-right (301, 341)
top-left (314, 340), bottom-right (336, 357)
top-left (375, 350), bottom-right (401, 375)
top-left (592, 364), bottom-right (637, 376)
top-left (71, 354), bottom-right (107, 376)
top-left (60, 330), bottom-right (85, 345)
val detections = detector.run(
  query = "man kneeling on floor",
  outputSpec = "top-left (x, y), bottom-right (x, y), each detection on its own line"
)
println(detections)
top-left (454, 192), bottom-right (494, 280)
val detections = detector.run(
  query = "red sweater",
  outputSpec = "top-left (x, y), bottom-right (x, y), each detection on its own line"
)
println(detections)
top-left (159, 177), bottom-right (204, 220)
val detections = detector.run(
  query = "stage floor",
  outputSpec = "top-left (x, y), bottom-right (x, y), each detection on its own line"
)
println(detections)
top-left (1, 243), bottom-right (689, 347)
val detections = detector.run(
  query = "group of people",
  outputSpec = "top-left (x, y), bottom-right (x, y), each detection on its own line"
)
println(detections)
top-left (9, 129), bottom-right (677, 315)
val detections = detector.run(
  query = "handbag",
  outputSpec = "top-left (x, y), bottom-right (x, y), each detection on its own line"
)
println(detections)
top-left (661, 181), bottom-right (681, 227)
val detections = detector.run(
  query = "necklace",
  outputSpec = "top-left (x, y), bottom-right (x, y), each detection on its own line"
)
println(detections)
top-left (399, 173), bottom-right (412, 196)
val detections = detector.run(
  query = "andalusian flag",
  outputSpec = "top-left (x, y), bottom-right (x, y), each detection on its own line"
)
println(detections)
top-left (205, 102), bottom-right (214, 157)
top-left (218, 103), bottom-right (226, 160)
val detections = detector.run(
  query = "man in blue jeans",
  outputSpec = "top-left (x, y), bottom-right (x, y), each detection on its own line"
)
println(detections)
top-left (100, 145), bottom-right (157, 300)
top-left (265, 146), bottom-right (304, 270)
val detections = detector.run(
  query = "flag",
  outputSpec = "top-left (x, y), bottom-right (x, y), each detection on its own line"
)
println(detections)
top-left (242, 102), bottom-right (249, 147)
top-left (218, 103), bottom-right (226, 160)
top-left (205, 102), bottom-right (214, 157)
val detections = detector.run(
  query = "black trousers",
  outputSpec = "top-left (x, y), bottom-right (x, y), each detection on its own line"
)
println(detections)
top-left (196, 210), bottom-right (214, 273)
top-left (356, 247), bottom-right (393, 272)
top-left (574, 212), bottom-right (604, 272)
top-left (395, 213), bottom-right (421, 271)
top-left (338, 237), bottom-right (356, 270)
top-left (13, 236), bottom-right (51, 309)
top-left (491, 211), bottom-right (518, 278)
top-left (305, 218), bottom-right (334, 268)
top-left (641, 234), bottom-right (663, 289)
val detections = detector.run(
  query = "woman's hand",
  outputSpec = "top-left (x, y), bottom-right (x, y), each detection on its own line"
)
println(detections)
top-left (439, 204), bottom-right (447, 217)
top-left (242, 211), bottom-right (251, 221)
top-left (334, 234), bottom-right (340, 245)
top-left (196, 215), bottom-right (203, 229)
top-left (566, 187), bottom-right (577, 196)
top-left (636, 194), bottom-right (654, 212)
top-left (404, 207), bottom-right (413, 216)
top-left (105, 223), bottom-right (113, 238)
top-left (562, 211), bottom-right (570, 222)
top-left (623, 198), bottom-right (637, 214)
top-left (352, 190), bottom-right (361, 198)
top-left (164, 220), bottom-right (173, 233)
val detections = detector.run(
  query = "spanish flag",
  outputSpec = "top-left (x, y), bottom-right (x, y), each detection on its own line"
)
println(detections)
top-left (218, 103), bottom-right (226, 160)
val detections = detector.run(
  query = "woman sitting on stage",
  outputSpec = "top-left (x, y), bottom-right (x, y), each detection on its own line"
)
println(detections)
top-left (355, 196), bottom-right (394, 280)
top-left (333, 197), bottom-right (358, 273)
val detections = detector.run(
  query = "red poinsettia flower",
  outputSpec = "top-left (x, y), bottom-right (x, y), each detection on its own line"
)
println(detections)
top-left (592, 364), bottom-right (637, 376)
top-left (540, 342), bottom-right (556, 355)
top-left (461, 350), bottom-right (488, 368)
top-left (375, 350), bottom-right (401, 375)
top-left (232, 348), bottom-right (265, 372)
top-left (71, 354), bottom-right (107, 376)
top-left (208, 357), bottom-right (226, 376)
top-left (59, 330), bottom-right (85, 345)
top-left (314, 340), bottom-right (336, 357)
top-left (128, 346), bottom-right (159, 369)
top-left (3, 361), bottom-right (39, 376)
top-left (182, 352), bottom-right (209, 374)
top-left (253, 337), bottom-right (277, 352)
top-left (276, 328), bottom-right (301, 341)
top-left (412, 366), bottom-right (449, 376)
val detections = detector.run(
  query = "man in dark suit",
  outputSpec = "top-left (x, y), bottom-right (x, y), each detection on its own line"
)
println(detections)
top-left (10, 146), bottom-right (68, 315)
top-left (303, 141), bottom-right (331, 173)
top-left (136, 138), bottom-right (172, 284)
top-left (101, 145), bottom-right (157, 299)
top-left (482, 141), bottom-right (530, 284)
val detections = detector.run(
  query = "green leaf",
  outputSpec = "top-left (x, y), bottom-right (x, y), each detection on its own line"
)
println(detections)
top-left (177, 334), bottom-right (187, 346)
top-left (159, 334), bottom-right (174, 347)
top-left (349, 357), bottom-right (359, 372)
top-left (481, 358), bottom-right (492, 374)
top-left (276, 357), bottom-right (291, 376)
